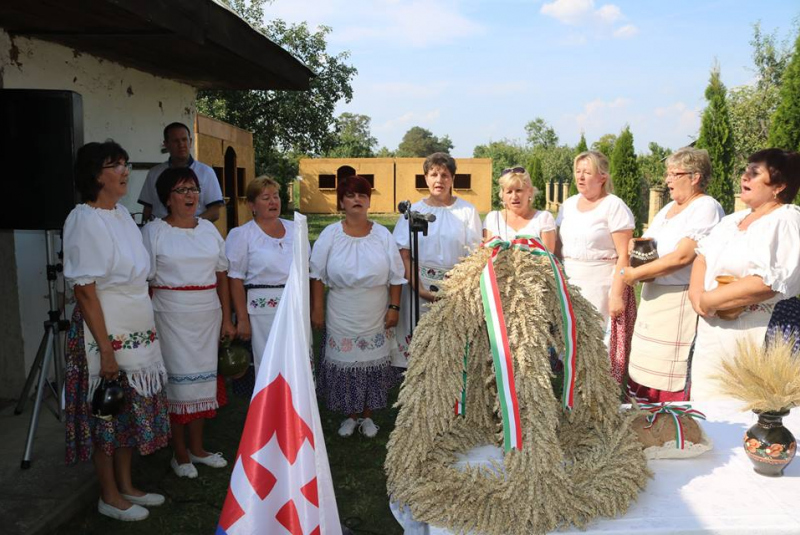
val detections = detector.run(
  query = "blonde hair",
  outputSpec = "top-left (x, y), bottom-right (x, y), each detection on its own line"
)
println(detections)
top-left (498, 168), bottom-right (539, 204)
top-left (666, 147), bottom-right (712, 190)
top-left (574, 151), bottom-right (613, 193)
top-left (246, 175), bottom-right (281, 203)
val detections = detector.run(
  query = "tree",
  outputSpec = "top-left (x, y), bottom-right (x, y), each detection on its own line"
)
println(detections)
top-left (696, 65), bottom-right (736, 213)
top-left (197, 1), bottom-right (357, 208)
top-left (638, 142), bottom-right (671, 188)
top-left (528, 156), bottom-right (547, 210)
top-left (473, 140), bottom-right (528, 210)
top-left (610, 126), bottom-right (643, 236)
top-left (591, 134), bottom-right (617, 159)
top-left (769, 31), bottom-right (800, 155)
top-left (525, 118), bottom-right (559, 149)
top-left (375, 146), bottom-right (395, 157)
top-left (396, 126), bottom-right (453, 157)
top-left (326, 113), bottom-right (377, 158)
top-left (534, 145), bottom-right (575, 205)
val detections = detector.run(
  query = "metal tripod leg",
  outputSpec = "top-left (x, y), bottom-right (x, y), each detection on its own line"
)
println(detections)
top-left (20, 325), bottom-right (56, 469)
top-left (14, 324), bottom-right (52, 416)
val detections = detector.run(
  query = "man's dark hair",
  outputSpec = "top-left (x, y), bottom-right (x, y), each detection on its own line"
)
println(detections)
top-left (163, 122), bottom-right (191, 141)
top-left (74, 141), bottom-right (129, 202)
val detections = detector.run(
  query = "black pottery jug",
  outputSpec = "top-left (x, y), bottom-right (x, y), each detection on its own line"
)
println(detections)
top-left (744, 410), bottom-right (796, 477)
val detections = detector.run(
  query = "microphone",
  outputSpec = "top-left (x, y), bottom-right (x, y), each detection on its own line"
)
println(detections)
top-left (410, 210), bottom-right (436, 223)
top-left (398, 200), bottom-right (412, 215)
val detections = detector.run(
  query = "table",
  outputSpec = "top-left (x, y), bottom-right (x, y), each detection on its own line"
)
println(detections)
top-left (391, 401), bottom-right (800, 534)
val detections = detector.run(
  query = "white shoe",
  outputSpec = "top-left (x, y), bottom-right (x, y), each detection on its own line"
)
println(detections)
top-left (97, 498), bottom-right (149, 521)
top-left (189, 451), bottom-right (228, 468)
top-left (121, 492), bottom-right (165, 507)
top-left (338, 418), bottom-right (359, 437)
top-left (359, 418), bottom-right (379, 438)
top-left (171, 457), bottom-right (198, 479)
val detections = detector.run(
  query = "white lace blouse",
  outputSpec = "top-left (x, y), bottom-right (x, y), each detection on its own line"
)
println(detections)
top-left (225, 219), bottom-right (295, 286)
top-left (311, 222), bottom-right (406, 289)
top-left (63, 203), bottom-right (150, 289)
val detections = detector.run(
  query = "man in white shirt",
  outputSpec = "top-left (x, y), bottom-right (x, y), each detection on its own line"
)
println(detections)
top-left (138, 122), bottom-right (224, 221)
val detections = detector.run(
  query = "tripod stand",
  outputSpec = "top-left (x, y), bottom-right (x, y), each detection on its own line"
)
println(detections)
top-left (398, 201), bottom-right (436, 336)
top-left (15, 229), bottom-right (69, 469)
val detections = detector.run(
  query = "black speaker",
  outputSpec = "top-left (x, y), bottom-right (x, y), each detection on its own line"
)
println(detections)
top-left (0, 89), bottom-right (83, 230)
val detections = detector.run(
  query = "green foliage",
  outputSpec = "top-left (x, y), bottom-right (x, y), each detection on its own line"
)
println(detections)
top-left (375, 146), bottom-right (395, 157)
top-left (576, 133), bottom-right (588, 154)
top-left (751, 21), bottom-right (793, 91)
top-left (326, 113), bottom-right (377, 158)
top-left (769, 32), bottom-right (800, 156)
top-left (525, 117), bottom-right (559, 149)
top-left (536, 145), bottom-right (574, 193)
top-left (528, 156), bottom-right (547, 210)
top-left (591, 134), bottom-right (617, 159)
top-left (638, 142), bottom-right (672, 188)
top-left (696, 66), bottom-right (736, 213)
top-left (610, 126), bottom-right (643, 236)
top-left (473, 140), bottom-right (528, 210)
top-left (396, 126), bottom-right (453, 157)
top-left (196, 2), bottom-right (357, 211)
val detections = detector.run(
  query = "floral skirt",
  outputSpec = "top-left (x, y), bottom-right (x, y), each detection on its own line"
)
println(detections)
top-left (65, 305), bottom-right (171, 464)
top-left (767, 297), bottom-right (800, 353)
top-left (316, 329), bottom-right (399, 415)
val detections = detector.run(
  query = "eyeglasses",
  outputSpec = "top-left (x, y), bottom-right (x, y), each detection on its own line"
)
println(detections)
top-left (171, 186), bottom-right (201, 195)
top-left (102, 162), bottom-right (132, 174)
top-left (743, 163), bottom-right (763, 179)
top-left (501, 166), bottom-right (526, 176)
top-left (664, 171), bottom-right (693, 181)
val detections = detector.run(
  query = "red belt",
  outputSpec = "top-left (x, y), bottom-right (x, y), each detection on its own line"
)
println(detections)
top-left (151, 284), bottom-right (217, 291)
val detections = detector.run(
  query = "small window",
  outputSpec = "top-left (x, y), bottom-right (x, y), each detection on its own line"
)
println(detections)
top-left (236, 168), bottom-right (245, 197)
top-left (454, 173), bottom-right (471, 190)
top-left (415, 174), bottom-right (427, 189)
top-left (360, 174), bottom-right (375, 188)
top-left (213, 166), bottom-right (223, 189)
top-left (319, 174), bottom-right (336, 189)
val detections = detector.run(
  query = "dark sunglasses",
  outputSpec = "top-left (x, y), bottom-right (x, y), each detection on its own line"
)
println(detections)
top-left (501, 166), bottom-right (526, 176)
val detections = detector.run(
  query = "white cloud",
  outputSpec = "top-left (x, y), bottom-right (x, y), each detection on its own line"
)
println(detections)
top-left (540, 0), bottom-right (636, 41)
top-left (563, 97), bottom-right (632, 135)
top-left (265, 0), bottom-right (484, 48)
top-left (375, 109), bottom-right (442, 131)
top-left (613, 24), bottom-right (639, 39)
top-left (653, 102), bottom-right (700, 131)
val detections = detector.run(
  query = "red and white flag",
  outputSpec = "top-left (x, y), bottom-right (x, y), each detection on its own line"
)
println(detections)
top-left (217, 213), bottom-right (342, 535)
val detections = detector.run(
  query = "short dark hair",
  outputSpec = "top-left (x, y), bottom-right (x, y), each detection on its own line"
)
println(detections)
top-left (336, 175), bottom-right (372, 209)
top-left (423, 152), bottom-right (456, 176)
top-left (749, 148), bottom-right (800, 204)
top-left (74, 141), bottom-right (129, 202)
top-left (156, 167), bottom-right (200, 212)
top-left (163, 122), bottom-right (191, 141)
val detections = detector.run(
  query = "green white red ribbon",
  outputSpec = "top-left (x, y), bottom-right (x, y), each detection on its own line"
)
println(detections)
top-left (479, 235), bottom-right (578, 452)
top-left (640, 403), bottom-right (706, 449)
top-left (454, 342), bottom-right (469, 417)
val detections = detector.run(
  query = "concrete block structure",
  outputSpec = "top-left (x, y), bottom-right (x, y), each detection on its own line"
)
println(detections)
top-left (299, 157), bottom-right (493, 213)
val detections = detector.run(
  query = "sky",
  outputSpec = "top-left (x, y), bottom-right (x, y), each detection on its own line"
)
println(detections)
top-left (264, 0), bottom-right (800, 157)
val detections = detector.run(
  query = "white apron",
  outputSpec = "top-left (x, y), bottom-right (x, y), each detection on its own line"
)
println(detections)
top-left (246, 286), bottom-right (285, 375)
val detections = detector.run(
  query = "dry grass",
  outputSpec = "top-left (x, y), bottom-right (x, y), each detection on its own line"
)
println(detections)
top-left (714, 335), bottom-right (800, 413)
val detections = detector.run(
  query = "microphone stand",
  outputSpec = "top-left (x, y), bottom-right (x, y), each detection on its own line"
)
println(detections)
top-left (398, 202), bottom-right (435, 336)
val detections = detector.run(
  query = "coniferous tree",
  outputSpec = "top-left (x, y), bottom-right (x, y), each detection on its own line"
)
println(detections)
top-left (768, 32), bottom-right (800, 157)
top-left (696, 66), bottom-right (736, 213)
top-left (528, 156), bottom-right (547, 210)
top-left (570, 133), bottom-right (588, 196)
top-left (610, 126), bottom-right (643, 236)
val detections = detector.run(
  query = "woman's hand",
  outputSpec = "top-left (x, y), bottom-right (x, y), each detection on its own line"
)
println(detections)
top-left (695, 292), bottom-right (717, 318)
top-left (311, 307), bottom-right (325, 330)
top-left (236, 316), bottom-right (252, 341)
top-left (621, 266), bottom-right (638, 287)
top-left (221, 319), bottom-right (237, 340)
top-left (385, 308), bottom-right (399, 329)
top-left (608, 293), bottom-right (625, 319)
top-left (99, 347), bottom-right (120, 380)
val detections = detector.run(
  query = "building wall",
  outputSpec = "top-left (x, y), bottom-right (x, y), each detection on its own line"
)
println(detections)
top-left (0, 30), bottom-right (196, 396)
top-left (195, 114), bottom-right (256, 237)
top-left (299, 158), bottom-right (395, 213)
top-left (299, 157), bottom-right (493, 214)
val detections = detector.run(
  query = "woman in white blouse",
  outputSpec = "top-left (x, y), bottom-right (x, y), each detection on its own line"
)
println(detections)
top-left (483, 166), bottom-right (556, 249)
top-left (556, 151), bottom-right (635, 333)
top-left (311, 175), bottom-right (406, 439)
top-left (226, 177), bottom-right (294, 376)
top-left (689, 149), bottom-right (800, 400)
top-left (142, 167), bottom-right (235, 478)
top-left (620, 148), bottom-right (724, 402)
top-left (63, 141), bottom-right (169, 521)
top-left (393, 153), bottom-right (482, 365)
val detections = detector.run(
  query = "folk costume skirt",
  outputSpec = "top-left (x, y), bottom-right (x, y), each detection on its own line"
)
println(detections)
top-left (246, 286), bottom-right (284, 375)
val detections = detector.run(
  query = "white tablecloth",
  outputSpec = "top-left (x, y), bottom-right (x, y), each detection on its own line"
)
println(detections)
top-left (392, 401), bottom-right (800, 534)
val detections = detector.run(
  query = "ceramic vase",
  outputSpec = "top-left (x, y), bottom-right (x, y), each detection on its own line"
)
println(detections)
top-left (744, 410), bottom-right (797, 477)
top-left (629, 238), bottom-right (658, 283)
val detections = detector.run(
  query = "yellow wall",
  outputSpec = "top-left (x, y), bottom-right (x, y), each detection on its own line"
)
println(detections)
top-left (195, 114), bottom-right (256, 237)
top-left (299, 157), bottom-right (493, 213)
top-left (299, 158), bottom-right (395, 213)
